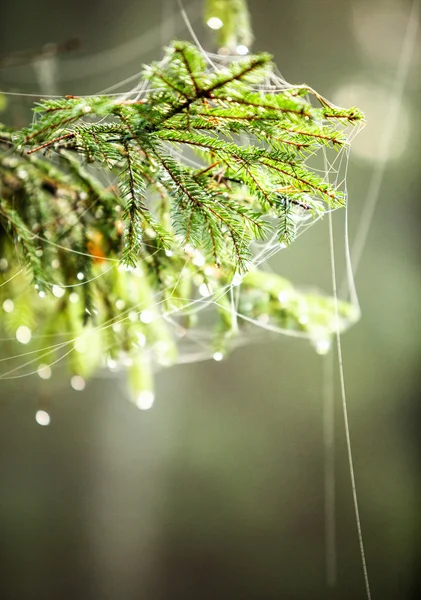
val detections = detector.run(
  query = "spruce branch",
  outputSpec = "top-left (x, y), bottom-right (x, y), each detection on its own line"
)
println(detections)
top-left (0, 40), bottom-right (363, 397)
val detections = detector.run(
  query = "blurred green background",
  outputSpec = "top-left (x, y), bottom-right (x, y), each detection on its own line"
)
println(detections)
top-left (0, 1), bottom-right (420, 598)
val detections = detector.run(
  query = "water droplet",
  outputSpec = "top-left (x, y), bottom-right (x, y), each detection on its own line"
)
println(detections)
top-left (231, 273), bottom-right (243, 287)
top-left (140, 310), bottom-right (153, 324)
top-left (118, 263), bottom-right (135, 272)
top-left (74, 338), bottom-right (87, 353)
top-left (192, 251), bottom-right (206, 267)
top-left (0, 258), bottom-right (9, 270)
top-left (207, 17), bottom-right (223, 30)
top-left (136, 332), bottom-right (146, 346)
top-left (199, 283), bottom-right (213, 298)
top-left (122, 355), bottom-right (133, 367)
top-left (52, 285), bottom-right (65, 298)
top-left (213, 352), bottom-right (224, 362)
top-left (107, 357), bottom-right (117, 370)
top-left (70, 375), bottom-right (85, 391)
top-left (35, 410), bottom-right (50, 426)
top-left (314, 338), bottom-right (332, 355)
top-left (3, 299), bottom-right (14, 313)
top-left (16, 326), bottom-right (31, 344)
top-left (236, 45), bottom-right (249, 55)
top-left (37, 364), bottom-right (52, 380)
top-left (298, 313), bottom-right (309, 325)
top-left (136, 390), bottom-right (155, 410)
top-left (278, 290), bottom-right (290, 305)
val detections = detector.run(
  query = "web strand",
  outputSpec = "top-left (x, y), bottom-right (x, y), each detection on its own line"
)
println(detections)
top-left (328, 207), bottom-right (372, 600)
top-left (323, 349), bottom-right (337, 588)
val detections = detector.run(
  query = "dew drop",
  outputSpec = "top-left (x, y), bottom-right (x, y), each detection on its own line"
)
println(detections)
top-left (140, 310), bottom-right (153, 324)
top-left (37, 364), bottom-right (52, 380)
top-left (236, 45), bottom-right (249, 55)
top-left (207, 17), bottom-right (223, 30)
top-left (52, 285), bottom-right (65, 298)
top-left (136, 390), bottom-right (155, 410)
top-left (314, 338), bottom-right (332, 355)
top-left (70, 375), bottom-right (86, 391)
top-left (16, 325), bottom-right (31, 344)
top-left (3, 299), bottom-right (14, 313)
top-left (35, 410), bottom-right (50, 426)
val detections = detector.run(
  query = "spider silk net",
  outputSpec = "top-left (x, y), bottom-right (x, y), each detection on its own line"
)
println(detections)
top-left (0, 15), bottom-right (363, 396)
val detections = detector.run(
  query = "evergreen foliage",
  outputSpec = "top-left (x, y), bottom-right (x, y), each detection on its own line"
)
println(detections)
top-left (0, 40), bottom-right (363, 400)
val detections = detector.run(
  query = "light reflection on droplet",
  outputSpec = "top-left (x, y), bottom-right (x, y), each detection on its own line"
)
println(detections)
top-left (74, 338), bottom-right (87, 353)
top-left (37, 364), bottom-right (52, 380)
top-left (77, 272), bottom-right (84, 281)
top-left (192, 251), bottom-right (206, 267)
top-left (0, 258), bottom-right (8, 270)
top-left (107, 357), bottom-right (117, 370)
top-left (213, 352), bottom-right (224, 362)
top-left (70, 375), bottom-right (86, 391)
top-left (236, 45), bottom-right (249, 55)
top-left (3, 299), bottom-right (14, 313)
top-left (136, 390), bottom-right (155, 410)
top-left (136, 332), bottom-right (146, 346)
top-left (278, 290), bottom-right (289, 305)
top-left (199, 283), bottom-right (213, 298)
top-left (35, 410), bottom-right (50, 426)
top-left (231, 273), bottom-right (243, 287)
top-left (140, 310), bottom-right (153, 324)
top-left (118, 263), bottom-right (135, 272)
top-left (16, 325), bottom-right (31, 344)
top-left (52, 285), bottom-right (65, 298)
top-left (207, 16), bottom-right (223, 30)
top-left (69, 292), bottom-right (79, 303)
top-left (298, 314), bottom-right (309, 325)
top-left (314, 338), bottom-right (332, 355)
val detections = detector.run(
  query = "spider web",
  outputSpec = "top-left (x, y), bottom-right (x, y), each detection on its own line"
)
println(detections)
top-left (0, 18), bottom-right (364, 406)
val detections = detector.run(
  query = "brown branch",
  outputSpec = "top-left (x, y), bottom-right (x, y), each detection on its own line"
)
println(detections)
top-left (214, 96), bottom-right (312, 118)
top-left (175, 46), bottom-right (200, 95)
top-left (261, 159), bottom-right (335, 200)
top-left (26, 132), bottom-right (75, 154)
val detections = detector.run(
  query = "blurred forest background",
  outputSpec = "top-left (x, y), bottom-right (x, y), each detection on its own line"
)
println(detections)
top-left (0, 0), bottom-right (420, 598)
